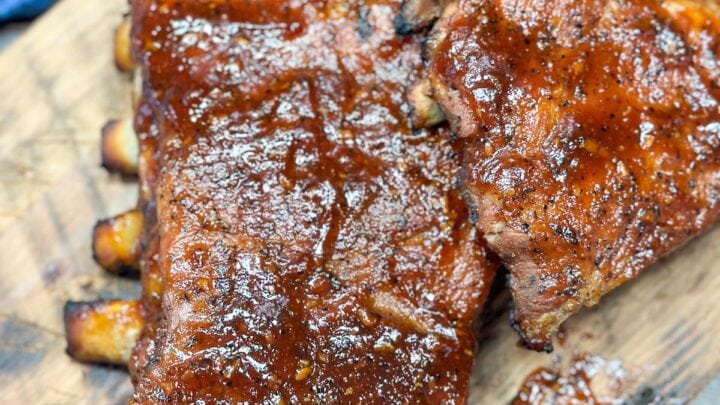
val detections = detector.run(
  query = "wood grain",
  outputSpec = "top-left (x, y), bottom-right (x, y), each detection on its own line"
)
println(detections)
top-left (0, 0), bottom-right (718, 403)
top-left (0, 0), bottom-right (136, 403)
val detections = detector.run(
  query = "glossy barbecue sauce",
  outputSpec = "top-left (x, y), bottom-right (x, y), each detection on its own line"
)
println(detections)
top-left (430, 0), bottom-right (720, 350)
top-left (513, 367), bottom-right (595, 405)
top-left (512, 354), bottom-right (629, 405)
top-left (129, 0), bottom-right (497, 402)
top-left (128, 93), bottom-right (164, 384)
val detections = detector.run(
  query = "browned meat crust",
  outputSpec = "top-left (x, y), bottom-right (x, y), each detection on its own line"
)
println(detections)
top-left (127, 93), bottom-right (164, 387)
top-left (127, 0), bottom-right (498, 402)
top-left (427, 0), bottom-right (720, 350)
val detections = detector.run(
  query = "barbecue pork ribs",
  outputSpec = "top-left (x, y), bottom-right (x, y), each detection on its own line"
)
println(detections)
top-left (422, 0), bottom-right (720, 350)
top-left (69, 0), bottom-right (500, 402)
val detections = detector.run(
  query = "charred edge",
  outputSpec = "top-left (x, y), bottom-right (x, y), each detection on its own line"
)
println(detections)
top-left (358, 8), bottom-right (373, 40)
top-left (114, 17), bottom-right (135, 72)
top-left (64, 300), bottom-right (142, 366)
top-left (394, 10), bottom-right (417, 36)
top-left (101, 118), bottom-right (139, 177)
top-left (64, 301), bottom-right (106, 360)
top-left (92, 210), bottom-right (143, 276)
top-left (64, 301), bottom-right (86, 359)
top-left (510, 310), bottom-right (554, 353)
top-left (395, 0), bottom-right (442, 35)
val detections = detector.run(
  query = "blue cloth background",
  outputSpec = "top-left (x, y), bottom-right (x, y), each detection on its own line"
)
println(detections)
top-left (0, 0), bottom-right (54, 23)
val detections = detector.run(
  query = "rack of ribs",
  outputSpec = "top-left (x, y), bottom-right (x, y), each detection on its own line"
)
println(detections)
top-left (415, 0), bottom-right (720, 351)
top-left (65, 0), bottom-right (499, 402)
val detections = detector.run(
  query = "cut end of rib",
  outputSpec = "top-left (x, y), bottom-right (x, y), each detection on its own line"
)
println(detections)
top-left (114, 17), bottom-right (135, 72)
top-left (92, 209), bottom-right (143, 275)
top-left (408, 79), bottom-right (446, 128)
top-left (101, 117), bottom-right (139, 176)
top-left (64, 300), bottom-right (143, 366)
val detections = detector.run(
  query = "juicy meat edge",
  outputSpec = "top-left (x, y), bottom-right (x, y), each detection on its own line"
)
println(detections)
top-left (425, 0), bottom-right (720, 350)
top-left (127, 0), bottom-right (499, 402)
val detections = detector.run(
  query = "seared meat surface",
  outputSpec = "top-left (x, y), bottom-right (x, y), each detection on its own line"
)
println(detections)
top-left (128, 93), bottom-right (164, 387)
top-left (129, 0), bottom-right (497, 402)
top-left (427, 0), bottom-right (720, 350)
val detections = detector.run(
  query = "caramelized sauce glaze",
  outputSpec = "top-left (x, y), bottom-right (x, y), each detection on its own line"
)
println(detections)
top-left (429, 0), bottom-right (720, 350)
top-left (129, 0), bottom-right (498, 402)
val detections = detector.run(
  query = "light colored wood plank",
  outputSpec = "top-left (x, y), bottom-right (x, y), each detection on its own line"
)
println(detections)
top-left (0, 0), bottom-right (718, 403)
top-left (0, 0), bottom-right (137, 403)
top-left (470, 227), bottom-right (720, 404)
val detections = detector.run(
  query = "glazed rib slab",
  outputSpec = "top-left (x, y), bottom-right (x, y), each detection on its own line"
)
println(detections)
top-left (427, 0), bottom-right (720, 350)
top-left (129, 0), bottom-right (497, 402)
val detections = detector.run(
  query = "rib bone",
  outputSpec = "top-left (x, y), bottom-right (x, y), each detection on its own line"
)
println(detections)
top-left (101, 117), bottom-right (138, 176)
top-left (64, 300), bottom-right (143, 365)
top-left (114, 17), bottom-right (135, 72)
top-left (408, 79), bottom-right (446, 128)
top-left (92, 209), bottom-right (143, 275)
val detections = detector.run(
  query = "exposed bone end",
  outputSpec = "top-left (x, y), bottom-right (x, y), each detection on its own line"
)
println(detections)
top-left (408, 79), bottom-right (446, 128)
top-left (428, 75), bottom-right (477, 138)
top-left (92, 209), bottom-right (143, 275)
top-left (395, 0), bottom-right (445, 35)
top-left (114, 17), bottom-right (135, 72)
top-left (64, 300), bottom-right (143, 365)
top-left (101, 118), bottom-right (138, 176)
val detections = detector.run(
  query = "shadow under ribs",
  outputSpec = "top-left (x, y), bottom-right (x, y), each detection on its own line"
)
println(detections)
top-left (425, 0), bottom-right (720, 350)
top-left (128, 0), bottom-right (498, 402)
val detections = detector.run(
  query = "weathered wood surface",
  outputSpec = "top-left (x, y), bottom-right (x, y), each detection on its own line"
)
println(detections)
top-left (0, 0), bottom-right (718, 403)
top-left (0, 0), bottom-right (136, 403)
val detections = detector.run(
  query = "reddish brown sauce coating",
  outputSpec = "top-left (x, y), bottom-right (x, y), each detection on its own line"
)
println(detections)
top-left (512, 354), bottom-right (628, 405)
top-left (513, 367), bottom-right (595, 405)
top-left (129, 94), bottom-right (164, 385)
top-left (513, 362), bottom-right (597, 405)
top-left (129, 0), bottom-right (497, 402)
top-left (429, 0), bottom-right (720, 350)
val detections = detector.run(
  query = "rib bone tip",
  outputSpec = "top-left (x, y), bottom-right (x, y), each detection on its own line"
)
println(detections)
top-left (114, 17), bottom-right (135, 73)
top-left (92, 209), bottom-right (143, 275)
top-left (101, 117), bottom-right (139, 176)
top-left (64, 300), bottom-right (142, 366)
top-left (408, 79), bottom-right (446, 128)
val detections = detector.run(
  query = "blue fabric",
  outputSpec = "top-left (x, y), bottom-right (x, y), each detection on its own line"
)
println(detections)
top-left (0, 0), bottom-right (54, 23)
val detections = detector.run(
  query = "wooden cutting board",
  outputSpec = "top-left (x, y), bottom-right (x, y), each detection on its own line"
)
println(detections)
top-left (0, 0), bottom-right (718, 403)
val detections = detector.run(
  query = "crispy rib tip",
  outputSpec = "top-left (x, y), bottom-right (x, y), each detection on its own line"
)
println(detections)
top-left (64, 300), bottom-right (143, 366)
top-left (101, 117), bottom-right (138, 176)
top-left (92, 209), bottom-right (143, 275)
top-left (408, 79), bottom-right (446, 128)
top-left (114, 17), bottom-right (135, 72)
